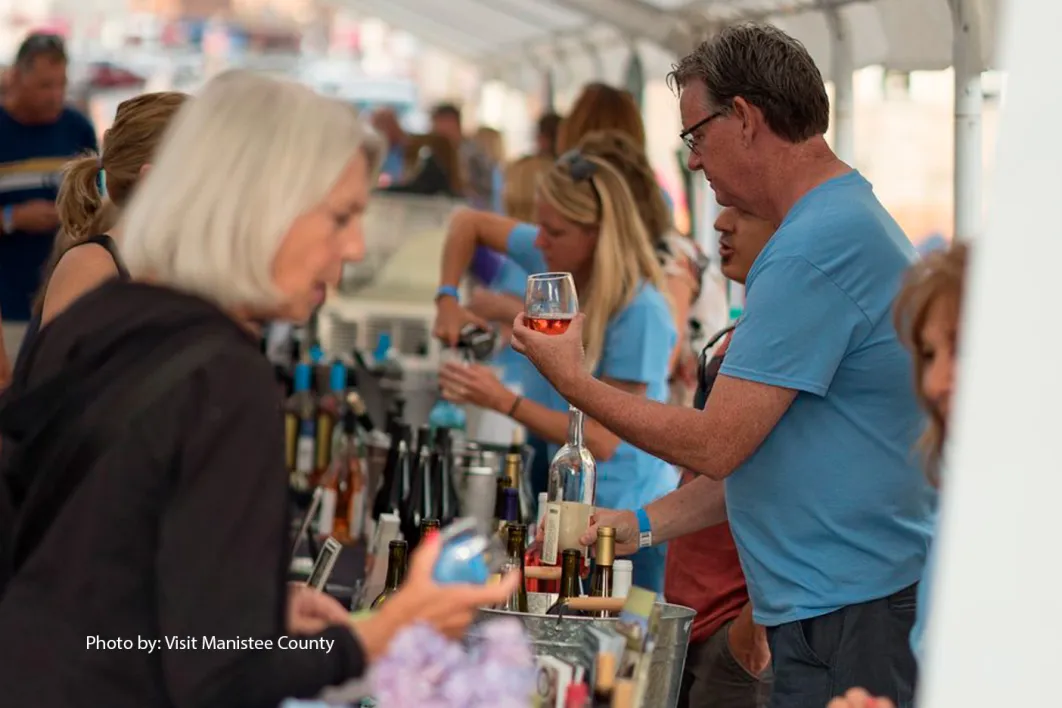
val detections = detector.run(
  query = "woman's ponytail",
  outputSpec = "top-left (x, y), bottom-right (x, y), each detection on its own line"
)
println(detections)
top-left (32, 91), bottom-right (188, 316)
top-left (55, 153), bottom-right (111, 244)
top-left (32, 154), bottom-right (117, 315)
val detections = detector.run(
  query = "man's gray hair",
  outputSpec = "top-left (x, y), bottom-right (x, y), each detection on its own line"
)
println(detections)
top-left (668, 22), bottom-right (830, 143)
top-left (121, 70), bottom-right (383, 312)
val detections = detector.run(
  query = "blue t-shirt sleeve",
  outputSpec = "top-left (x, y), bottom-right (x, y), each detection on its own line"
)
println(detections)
top-left (505, 222), bottom-right (548, 275)
top-left (720, 255), bottom-right (869, 396)
top-left (491, 258), bottom-right (528, 297)
top-left (599, 289), bottom-right (676, 384)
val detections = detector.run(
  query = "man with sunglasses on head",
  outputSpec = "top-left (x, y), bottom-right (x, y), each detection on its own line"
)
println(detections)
top-left (0, 33), bottom-right (97, 361)
top-left (512, 23), bottom-right (934, 708)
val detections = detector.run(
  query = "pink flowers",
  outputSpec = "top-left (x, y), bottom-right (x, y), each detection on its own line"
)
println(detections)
top-left (370, 619), bottom-right (536, 707)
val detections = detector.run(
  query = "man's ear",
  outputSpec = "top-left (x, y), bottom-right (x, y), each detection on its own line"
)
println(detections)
top-left (138, 163), bottom-right (151, 180)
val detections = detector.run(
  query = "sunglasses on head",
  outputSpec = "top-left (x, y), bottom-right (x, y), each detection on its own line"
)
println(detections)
top-left (557, 150), bottom-right (603, 221)
top-left (696, 324), bottom-right (737, 397)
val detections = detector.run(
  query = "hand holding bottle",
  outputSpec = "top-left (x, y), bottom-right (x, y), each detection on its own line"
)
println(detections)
top-left (433, 296), bottom-right (488, 348)
top-left (578, 508), bottom-right (641, 557)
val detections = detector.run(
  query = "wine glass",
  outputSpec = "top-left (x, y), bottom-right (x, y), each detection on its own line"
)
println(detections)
top-left (525, 272), bottom-right (578, 335)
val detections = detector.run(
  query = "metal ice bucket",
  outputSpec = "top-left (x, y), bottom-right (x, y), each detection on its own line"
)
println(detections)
top-left (477, 595), bottom-right (696, 708)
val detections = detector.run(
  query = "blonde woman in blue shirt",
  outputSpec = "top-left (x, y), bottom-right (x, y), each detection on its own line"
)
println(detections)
top-left (434, 151), bottom-right (679, 591)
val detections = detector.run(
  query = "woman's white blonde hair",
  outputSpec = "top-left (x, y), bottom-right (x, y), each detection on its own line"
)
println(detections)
top-left (121, 69), bottom-right (383, 310)
top-left (538, 155), bottom-right (671, 371)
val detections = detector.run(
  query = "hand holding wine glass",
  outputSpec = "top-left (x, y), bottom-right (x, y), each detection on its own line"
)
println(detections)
top-left (511, 273), bottom-right (588, 396)
top-left (524, 272), bottom-right (578, 335)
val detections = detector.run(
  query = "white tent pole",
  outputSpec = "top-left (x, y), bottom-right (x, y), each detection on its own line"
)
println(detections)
top-left (823, 4), bottom-right (855, 164)
top-left (581, 39), bottom-right (605, 80)
top-left (949, 0), bottom-right (984, 241)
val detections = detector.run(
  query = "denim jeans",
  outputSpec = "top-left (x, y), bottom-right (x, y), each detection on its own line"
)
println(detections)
top-left (765, 584), bottom-right (919, 708)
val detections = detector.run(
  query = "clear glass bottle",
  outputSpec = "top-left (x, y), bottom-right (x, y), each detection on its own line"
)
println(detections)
top-left (541, 406), bottom-right (596, 565)
top-left (503, 523), bottom-right (529, 613)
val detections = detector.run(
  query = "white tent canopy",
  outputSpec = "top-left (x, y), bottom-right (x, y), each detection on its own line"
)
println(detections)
top-left (344, 0), bottom-right (999, 89)
top-left (345, 0), bottom-right (997, 242)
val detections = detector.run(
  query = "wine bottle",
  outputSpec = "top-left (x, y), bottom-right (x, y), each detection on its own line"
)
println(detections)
top-left (321, 408), bottom-right (365, 544)
top-left (346, 390), bottom-right (375, 433)
top-left (545, 549), bottom-right (584, 615)
top-left (313, 361), bottom-right (348, 489)
top-left (589, 527), bottom-right (616, 617)
top-left (285, 362), bottom-right (317, 494)
top-left (420, 518), bottom-right (441, 540)
top-left (501, 428), bottom-right (529, 523)
top-left (372, 423), bottom-right (410, 521)
top-left (503, 523), bottom-right (529, 613)
top-left (542, 406), bottom-right (597, 565)
top-left (433, 427), bottom-right (460, 526)
top-left (524, 491), bottom-right (553, 594)
top-left (400, 428), bottom-right (435, 550)
top-left (492, 475), bottom-right (511, 522)
top-left (494, 487), bottom-right (520, 540)
top-left (369, 539), bottom-right (408, 609)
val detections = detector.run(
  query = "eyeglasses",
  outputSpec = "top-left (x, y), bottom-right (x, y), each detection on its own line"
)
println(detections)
top-left (680, 110), bottom-right (726, 153)
top-left (557, 150), bottom-right (602, 220)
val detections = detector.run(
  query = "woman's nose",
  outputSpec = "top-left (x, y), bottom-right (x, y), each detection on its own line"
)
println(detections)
top-left (341, 220), bottom-right (366, 264)
top-left (924, 356), bottom-right (953, 407)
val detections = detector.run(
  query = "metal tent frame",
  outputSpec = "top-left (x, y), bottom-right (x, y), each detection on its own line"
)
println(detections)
top-left (346, 0), bottom-right (995, 238)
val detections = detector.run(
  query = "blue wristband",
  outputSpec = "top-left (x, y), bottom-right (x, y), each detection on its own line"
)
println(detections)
top-left (635, 507), bottom-right (653, 548)
top-left (436, 285), bottom-right (460, 302)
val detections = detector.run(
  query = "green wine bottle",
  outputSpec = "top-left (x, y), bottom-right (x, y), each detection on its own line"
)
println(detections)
top-left (369, 539), bottom-right (408, 609)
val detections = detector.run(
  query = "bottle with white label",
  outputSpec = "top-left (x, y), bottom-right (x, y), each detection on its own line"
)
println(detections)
top-left (285, 362), bottom-right (317, 494)
top-left (541, 405), bottom-right (596, 566)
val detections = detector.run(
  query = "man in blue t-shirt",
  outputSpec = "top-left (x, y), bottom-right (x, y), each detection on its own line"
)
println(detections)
top-left (512, 24), bottom-right (933, 708)
top-left (0, 33), bottom-right (97, 359)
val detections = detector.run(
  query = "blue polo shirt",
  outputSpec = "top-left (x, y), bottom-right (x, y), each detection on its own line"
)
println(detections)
top-left (0, 106), bottom-right (97, 322)
top-left (506, 222), bottom-right (678, 591)
top-left (719, 171), bottom-right (935, 626)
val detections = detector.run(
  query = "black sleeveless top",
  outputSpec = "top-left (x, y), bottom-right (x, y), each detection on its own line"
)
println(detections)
top-left (13, 235), bottom-right (129, 373)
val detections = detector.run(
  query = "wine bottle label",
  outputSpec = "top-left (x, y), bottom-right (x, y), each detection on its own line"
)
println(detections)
top-left (541, 502), bottom-right (562, 565)
top-left (295, 424), bottom-right (315, 474)
top-left (317, 489), bottom-right (337, 536)
top-left (558, 501), bottom-right (592, 560)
